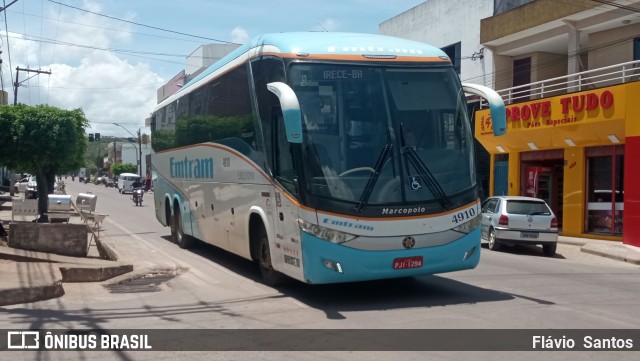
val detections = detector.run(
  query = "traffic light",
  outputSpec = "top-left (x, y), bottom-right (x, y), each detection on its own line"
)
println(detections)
top-left (88, 133), bottom-right (94, 142)
top-left (95, 133), bottom-right (101, 141)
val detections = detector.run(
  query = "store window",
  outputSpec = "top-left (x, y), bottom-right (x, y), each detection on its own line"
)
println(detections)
top-left (586, 145), bottom-right (624, 236)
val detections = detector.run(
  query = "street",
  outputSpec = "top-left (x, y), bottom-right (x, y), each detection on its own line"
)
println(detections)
top-left (1, 180), bottom-right (639, 360)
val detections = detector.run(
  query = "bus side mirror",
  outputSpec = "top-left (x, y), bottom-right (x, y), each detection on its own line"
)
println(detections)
top-left (267, 82), bottom-right (303, 143)
top-left (462, 83), bottom-right (506, 136)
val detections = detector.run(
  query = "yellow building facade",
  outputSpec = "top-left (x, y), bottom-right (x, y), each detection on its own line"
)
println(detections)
top-left (475, 82), bottom-right (640, 245)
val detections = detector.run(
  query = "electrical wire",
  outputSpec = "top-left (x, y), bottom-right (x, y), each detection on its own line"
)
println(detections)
top-left (47, 0), bottom-right (240, 45)
top-left (3, 0), bottom-right (14, 92)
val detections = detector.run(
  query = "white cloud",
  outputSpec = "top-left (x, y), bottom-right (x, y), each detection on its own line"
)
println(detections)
top-left (1, 0), bottom-right (162, 137)
top-left (230, 27), bottom-right (250, 44)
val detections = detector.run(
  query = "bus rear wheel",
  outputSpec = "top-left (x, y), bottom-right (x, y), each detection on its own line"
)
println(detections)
top-left (172, 206), bottom-right (192, 249)
top-left (257, 228), bottom-right (286, 287)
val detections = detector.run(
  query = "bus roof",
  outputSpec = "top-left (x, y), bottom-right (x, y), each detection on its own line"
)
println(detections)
top-left (156, 32), bottom-right (450, 111)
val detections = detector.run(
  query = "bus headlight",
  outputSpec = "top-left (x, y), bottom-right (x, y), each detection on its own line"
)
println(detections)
top-left (452, 214), bottom-right (481, 234)
top-left (298, 219), bottom-right (356, 244)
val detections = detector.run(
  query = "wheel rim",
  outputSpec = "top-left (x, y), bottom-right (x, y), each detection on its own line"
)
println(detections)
top-left (489, 230), bottom-right (496, 249)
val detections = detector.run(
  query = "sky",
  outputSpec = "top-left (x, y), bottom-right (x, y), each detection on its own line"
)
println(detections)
top-left (0, 0), bottom-right (426, 137)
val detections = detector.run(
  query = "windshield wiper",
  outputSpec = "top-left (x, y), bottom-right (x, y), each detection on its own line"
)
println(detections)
top-left (355, 143), bottom-right (393, 213)
top-left (402, 146), bottom-right (449, 208)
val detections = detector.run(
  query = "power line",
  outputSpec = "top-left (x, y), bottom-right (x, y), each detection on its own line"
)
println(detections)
top-left (9, 8), bottom-right (207, 45)
top-left (47, 0), bottom-right (240, 45)
top-left (2, 0), bottom-right (15, 91)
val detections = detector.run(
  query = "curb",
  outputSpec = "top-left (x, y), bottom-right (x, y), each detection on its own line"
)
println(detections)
top-left (0, 263), bottom-right (65, 307)
top-left (59, 263), bottom-right (134, 282)
top-left (0, 280), bottom-right (65, 306)
top-left (581, 244), bottom-right (640, 265)
top-left (0, 241), bottom-right (133, 306)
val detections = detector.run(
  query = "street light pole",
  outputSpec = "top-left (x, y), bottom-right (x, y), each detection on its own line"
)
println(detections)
top-left (113, 123), bottom-right (143, 178)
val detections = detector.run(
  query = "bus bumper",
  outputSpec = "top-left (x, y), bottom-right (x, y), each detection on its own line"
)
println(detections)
top-left (301, 228), bottom-right (481, 284)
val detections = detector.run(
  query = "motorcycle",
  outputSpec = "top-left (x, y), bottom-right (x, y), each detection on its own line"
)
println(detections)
top-left (132, 188), bottom-right (144, 206)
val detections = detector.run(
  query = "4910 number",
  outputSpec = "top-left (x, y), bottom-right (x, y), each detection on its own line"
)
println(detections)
top-left (452, 208), bottom-right (476, 224)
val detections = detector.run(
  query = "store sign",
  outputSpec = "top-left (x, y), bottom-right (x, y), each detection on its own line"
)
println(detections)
top-left (504, 90), bottom-right (614, 128)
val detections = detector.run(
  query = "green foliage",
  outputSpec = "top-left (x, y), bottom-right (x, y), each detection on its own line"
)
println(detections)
top-left (151, 129), bottom-right (176, 152)
top-left (0, 104), bottom-right (88, 174)
top-left (0, 104), bottom-right (89, 219)
top-left (110, 162), bottom-right (137, 176)
top-left (152, 114), bottom-right (253, 152)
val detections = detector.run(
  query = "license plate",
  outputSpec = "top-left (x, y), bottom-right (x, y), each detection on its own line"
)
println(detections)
top-left (521, 231), bottom-right (539, 239)
top-left (393, 256), bottom-right (423, 270)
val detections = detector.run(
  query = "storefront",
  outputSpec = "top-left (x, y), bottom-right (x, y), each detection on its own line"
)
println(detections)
top-left (475, 82), bottom-right (640, 247)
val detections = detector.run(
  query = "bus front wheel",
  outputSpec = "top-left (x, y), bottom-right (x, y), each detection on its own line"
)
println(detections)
top-left (257, 228), bottom-right (286, 287)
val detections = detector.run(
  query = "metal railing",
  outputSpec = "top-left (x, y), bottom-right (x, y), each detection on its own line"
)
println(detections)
top-left (479, 59), bottom-right (640, 106)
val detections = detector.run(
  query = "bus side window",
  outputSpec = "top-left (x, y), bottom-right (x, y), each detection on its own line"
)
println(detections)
top-left (273, 110), bottom-right (297, 195)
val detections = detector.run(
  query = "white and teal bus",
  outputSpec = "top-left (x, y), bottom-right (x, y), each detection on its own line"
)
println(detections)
top-left (150, 32), bottom-right (506, 285)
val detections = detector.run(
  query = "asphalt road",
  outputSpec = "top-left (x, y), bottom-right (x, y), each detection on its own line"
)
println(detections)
top-left (1, 179), bottom-right (638, 361)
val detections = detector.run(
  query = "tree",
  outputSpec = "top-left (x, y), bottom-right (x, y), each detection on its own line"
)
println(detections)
top-left (0, 104), bottom-right (89, 221)
top-left (110, 162), bottom-right (137, 176)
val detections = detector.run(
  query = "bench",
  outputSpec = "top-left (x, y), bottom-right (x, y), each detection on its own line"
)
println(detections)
top-left (11, 199), bottom-right (39, 221)
top-left (74, 193), bottom-right (108, 236)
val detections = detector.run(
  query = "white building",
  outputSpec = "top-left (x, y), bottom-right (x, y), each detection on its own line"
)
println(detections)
top-left (379, 0), bottom-right (496, 87)
top-left (120, 143), bottom-right (152, 177)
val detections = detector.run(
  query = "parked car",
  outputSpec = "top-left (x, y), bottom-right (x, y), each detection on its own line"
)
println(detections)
top-left (95, 176), bottom-right (105, 185)
top-left (104, 177), bottom-right (115, 188)
top-left (481, 196), bottom-right (559, 257)
top-left (24, 176), bottom-right (38, 199)
top-left (13, 176), bottom-right (31, 194)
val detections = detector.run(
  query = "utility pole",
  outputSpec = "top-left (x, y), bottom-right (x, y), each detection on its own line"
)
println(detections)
top-left (137, 129), bottom-right (143, 178)
top-left (113, 123), bottom-right (143, 178)
top-left (14, 67), bottom-right (52, 105)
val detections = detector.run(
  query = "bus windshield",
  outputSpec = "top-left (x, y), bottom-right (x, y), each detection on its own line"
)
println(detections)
top-left (290, 63), bottom-right (475, 211)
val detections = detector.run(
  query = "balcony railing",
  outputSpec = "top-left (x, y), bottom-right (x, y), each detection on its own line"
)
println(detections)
top-left (479, 59), bottom-right (640, 107)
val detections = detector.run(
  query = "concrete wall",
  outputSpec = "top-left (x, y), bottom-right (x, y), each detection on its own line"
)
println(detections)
top-left (480, 0), bottom-right (598, 43)
top-left (186, 44), bottom-right (241, 76)
top-left (589, 23), bottom-right (640, 70)
top-left (379, 0), bottom-right (494, 86)
top-left (9, 223), bottom-right (89, 257)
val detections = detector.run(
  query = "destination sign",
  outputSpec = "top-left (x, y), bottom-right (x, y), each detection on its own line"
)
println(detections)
top-left (322, 69), bottom-right (364, 79)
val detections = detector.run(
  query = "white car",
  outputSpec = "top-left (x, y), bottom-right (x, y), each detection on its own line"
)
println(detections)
top-left (14, 176), bottom-right (37, 198)
top-left (14, 175), bottom-right (64, 198)
top-left (14, 177), bottom-right (30, 194)
top-left (481, 195), bottom-right (559, 257)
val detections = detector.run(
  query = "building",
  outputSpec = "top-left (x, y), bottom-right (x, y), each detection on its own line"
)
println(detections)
top-left (382, 0), bottom-right (640, 246)
top-left (380, 0), bottom-right (495, 86)
top-left (475, 0), bottom-right (640, 246)
top-left (106, 141), bottom-right (152, 177)
top-left (380, 0), bottom-right (498, 198)
top-left (157, 43), bottom-right (241, 104)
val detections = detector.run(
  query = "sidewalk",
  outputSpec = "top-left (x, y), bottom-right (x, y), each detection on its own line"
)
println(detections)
top-left (0, 192), bottom-right (132, 306)
top-left (0, 192), bottom-right (639, 307)
top-left (558, 235), bottom-right (640, 265)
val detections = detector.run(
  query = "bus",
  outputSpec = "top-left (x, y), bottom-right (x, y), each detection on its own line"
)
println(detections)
top-left (150, 32), bottom-right (506, 285)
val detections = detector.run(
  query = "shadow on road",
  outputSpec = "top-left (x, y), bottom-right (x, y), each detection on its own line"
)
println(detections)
top-left (479, 241), bottom-right (567, 259)
top-left (160, 236), bottom-right (518, 320)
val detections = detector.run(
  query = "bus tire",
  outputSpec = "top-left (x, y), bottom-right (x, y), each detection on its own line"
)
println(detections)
top-left (173, 205), bottom-right (193, 249)
top-left (257, 227), bottom-right (286, 287)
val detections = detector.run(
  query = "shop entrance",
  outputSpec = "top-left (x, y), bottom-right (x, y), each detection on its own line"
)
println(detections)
top-left (520, 149), bottom-right (565, 229)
